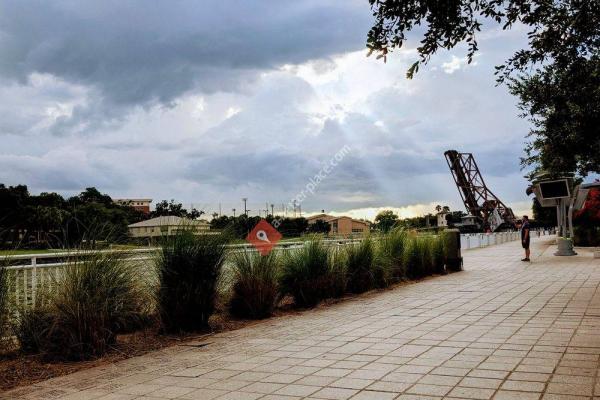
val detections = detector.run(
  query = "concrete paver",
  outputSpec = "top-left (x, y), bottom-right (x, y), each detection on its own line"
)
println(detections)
top-left (3, 237), bottom-right (600, 400)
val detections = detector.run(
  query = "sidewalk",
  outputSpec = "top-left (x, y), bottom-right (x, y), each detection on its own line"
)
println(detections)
top-left (5, 237), bottom-right (600, 400)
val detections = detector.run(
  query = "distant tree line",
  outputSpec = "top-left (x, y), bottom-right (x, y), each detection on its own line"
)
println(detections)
top-left (210, 214), bottom-right (312, 239)
top-left (150, 199), bottom-right (204, 219)
top-left (0, 185), bottom-right (147, 249)
top-left (374, 208), bottom-right (466, 232)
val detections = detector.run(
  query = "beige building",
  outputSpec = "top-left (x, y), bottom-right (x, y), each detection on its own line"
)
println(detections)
top-left (306, 214), bottom-right (370, 236)
top-left (437, 211), bottom-right (449, 227)
top-left (128, 216), bottom-right (210, 238)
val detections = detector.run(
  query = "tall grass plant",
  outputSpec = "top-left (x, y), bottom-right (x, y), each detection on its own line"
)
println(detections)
top-left (279, 238), bottom-right (331, 308)
top-left (228, 250), bottom-right (279, 319)
top-left (156, 230), bottom-right (229, 331)
top-left (16, 251), bottom-right (150, 359)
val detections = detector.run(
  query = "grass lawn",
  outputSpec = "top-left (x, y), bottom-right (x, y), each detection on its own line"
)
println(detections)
top-left (0, 249), bottom-right (65, 256)
top-left (0, 245), bottom-right (152, 257)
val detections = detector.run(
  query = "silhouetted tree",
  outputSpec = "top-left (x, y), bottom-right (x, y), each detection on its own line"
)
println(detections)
top-left (307, 219), bottom-right (331, 234)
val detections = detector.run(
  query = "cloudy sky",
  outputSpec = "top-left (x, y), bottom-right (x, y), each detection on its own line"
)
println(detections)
top-left (0, 0), bottom-right (540, 219)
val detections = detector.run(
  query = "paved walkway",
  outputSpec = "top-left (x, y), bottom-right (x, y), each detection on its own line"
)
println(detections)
top-left (5, 237), bottom-right (600, 400)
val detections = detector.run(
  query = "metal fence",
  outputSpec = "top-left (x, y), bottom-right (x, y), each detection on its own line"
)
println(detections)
top-left (459, 229), bottom-right (551, 250)
top-left (4, 239), bottom-right (362, 309)
top-left (4, 231), bottom-right (550, 309)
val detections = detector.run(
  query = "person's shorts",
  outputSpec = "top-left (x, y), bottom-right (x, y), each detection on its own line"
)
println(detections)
top-left (522, 239), bottom-right (530, 249)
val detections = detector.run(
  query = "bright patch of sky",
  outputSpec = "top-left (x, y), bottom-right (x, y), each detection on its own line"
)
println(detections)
top-left (0, 0), bottom-right (557, 219)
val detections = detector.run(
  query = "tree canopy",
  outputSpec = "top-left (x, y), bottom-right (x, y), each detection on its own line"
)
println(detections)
top-left (307, 219), bottom-right (331, 234)
top-left (151, 199), bottom-right (203, 219)
top-left (0, 184), bottom-right (145, 249)
top-left (209, 214), bottom-right (309, 239)
top-left (368, 0), bottom-right (599, 80)
top-left (367, 0), bottom-right (600, 177)
top-left (509, 56), bottom-right (600, 177)
top-left (374, 210), bottom-right (399, 232)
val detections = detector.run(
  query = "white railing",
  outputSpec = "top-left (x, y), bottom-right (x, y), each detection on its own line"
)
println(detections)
top-left (4, 239), bottom-right (362, 309)
top-left (459, 229), bottom-right (551, 250)
top-left (4, 231), bottom-right (553, 309)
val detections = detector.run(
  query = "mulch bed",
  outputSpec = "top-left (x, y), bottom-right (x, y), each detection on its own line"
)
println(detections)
top-left (0, 314), bottom-right (256, 391)
top-left (0, 279), bottom-right (426, 392)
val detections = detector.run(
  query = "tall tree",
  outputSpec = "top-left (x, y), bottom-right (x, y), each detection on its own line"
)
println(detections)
top-left (367, 0), bottom-right (600, 177)
top-left (509, 57), bottom-right (600, 177)
top-left (307, 219), bottom-right (331, 234)
top-left (374, 210), bottom-right (399, 232)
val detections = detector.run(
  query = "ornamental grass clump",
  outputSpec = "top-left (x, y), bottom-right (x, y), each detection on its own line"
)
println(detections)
top-left (15, 304), bottom-right (54, 355)
top-left (229, 250), bottom-right (279, 319)
top-left (345, 237), bottom-right (377, 293)
top-left (157, 230), bottom-right (229, 332)
top-left (279, 238), bottom-right (331, 308)
top-left (327, 246), bottom-right (348, 298)
top-left (16, 251), bottom-right (150, 359)
top-left (418, 236), bottom-right (436, 277)
top-left (403, 237), bottom-right (423, 279)
top-left (431, 235), bottom-right (446, 275)
top-left (0, 261), bottom-right (10, 345)
top-left (378, 227), bottom-right (409, 280)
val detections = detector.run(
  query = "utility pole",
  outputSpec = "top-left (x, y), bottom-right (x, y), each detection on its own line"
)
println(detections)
top-left (242, 198), bottom-right (248, 216)
top-left (232, 208), bottom-right (236, 218)
top-left (266, 202), bottom-right (269, 217)
top-left (270, 204), bottom-right (274, 216)
top-left (292, 200), bottom-right (297, 217)
top-left (219, 202), bottom-right (221, 217)
top-left (298, 204), bottom-right (302, 217)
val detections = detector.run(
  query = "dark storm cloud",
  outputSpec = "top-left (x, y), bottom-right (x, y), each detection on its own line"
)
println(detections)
top-left (185, 150), bottom-right (319, 190)
top-left (0, 1), bottom-right (535, 214)
top-left (0, 0), bottom-right (370, 109)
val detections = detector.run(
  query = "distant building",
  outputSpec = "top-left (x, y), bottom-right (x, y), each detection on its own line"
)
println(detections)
top-left (115, 198), bottom-right (152, 214)
top-left (437, 211), bottom-right (449, 227)
top-left (306, 214), bottom-right (370, 236)
top-left (128, 216), bottom-right (209, 238)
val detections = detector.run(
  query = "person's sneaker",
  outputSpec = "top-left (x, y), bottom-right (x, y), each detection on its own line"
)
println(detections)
top-left (521, 258), bottom-right (530, 262)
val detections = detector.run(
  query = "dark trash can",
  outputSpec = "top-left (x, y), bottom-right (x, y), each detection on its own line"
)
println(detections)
top-left (444, 228), bottom-right (463, 272)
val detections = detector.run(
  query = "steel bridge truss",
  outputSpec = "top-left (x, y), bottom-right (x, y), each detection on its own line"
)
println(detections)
top-left (444, 150), bottom-right (515, 230)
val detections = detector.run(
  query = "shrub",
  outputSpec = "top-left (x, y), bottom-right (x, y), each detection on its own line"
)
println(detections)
top-left (431, 235), bottom-right (446, 274)
top-left (418, 236), bottom-right (435, 277)
top-left (17, 251), bottom-right (150, 359)
top-left (327, 247), bottom-right (348, 298)
top-left (157, 231), bottom-right (229, 332)
top-left (372, 253), bottom-right (395, 289)
top-left (15, 306), bottom-right (55, 354)
top-left (345, 238), bottom-right (378, 293)
top-left (0, 261), bottom-right (10, 344)
top-left (403, 237), bottom-right (423, 279)
top-left (574, 226), bottom-right (600, 246)
top-left (378, 228), bottom-right (409, 280)
top-left (280, 239), bottom-right (331, 308)
top-left (229, 250), bottom-right (279, 319)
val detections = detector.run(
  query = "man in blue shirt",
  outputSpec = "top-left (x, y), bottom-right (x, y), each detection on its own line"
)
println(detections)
top-left (520, 215), bottom-right (531, 262)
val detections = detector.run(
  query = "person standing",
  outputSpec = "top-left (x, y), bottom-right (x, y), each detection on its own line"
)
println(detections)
top-left (521, 215), bottom-right (531, 261)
